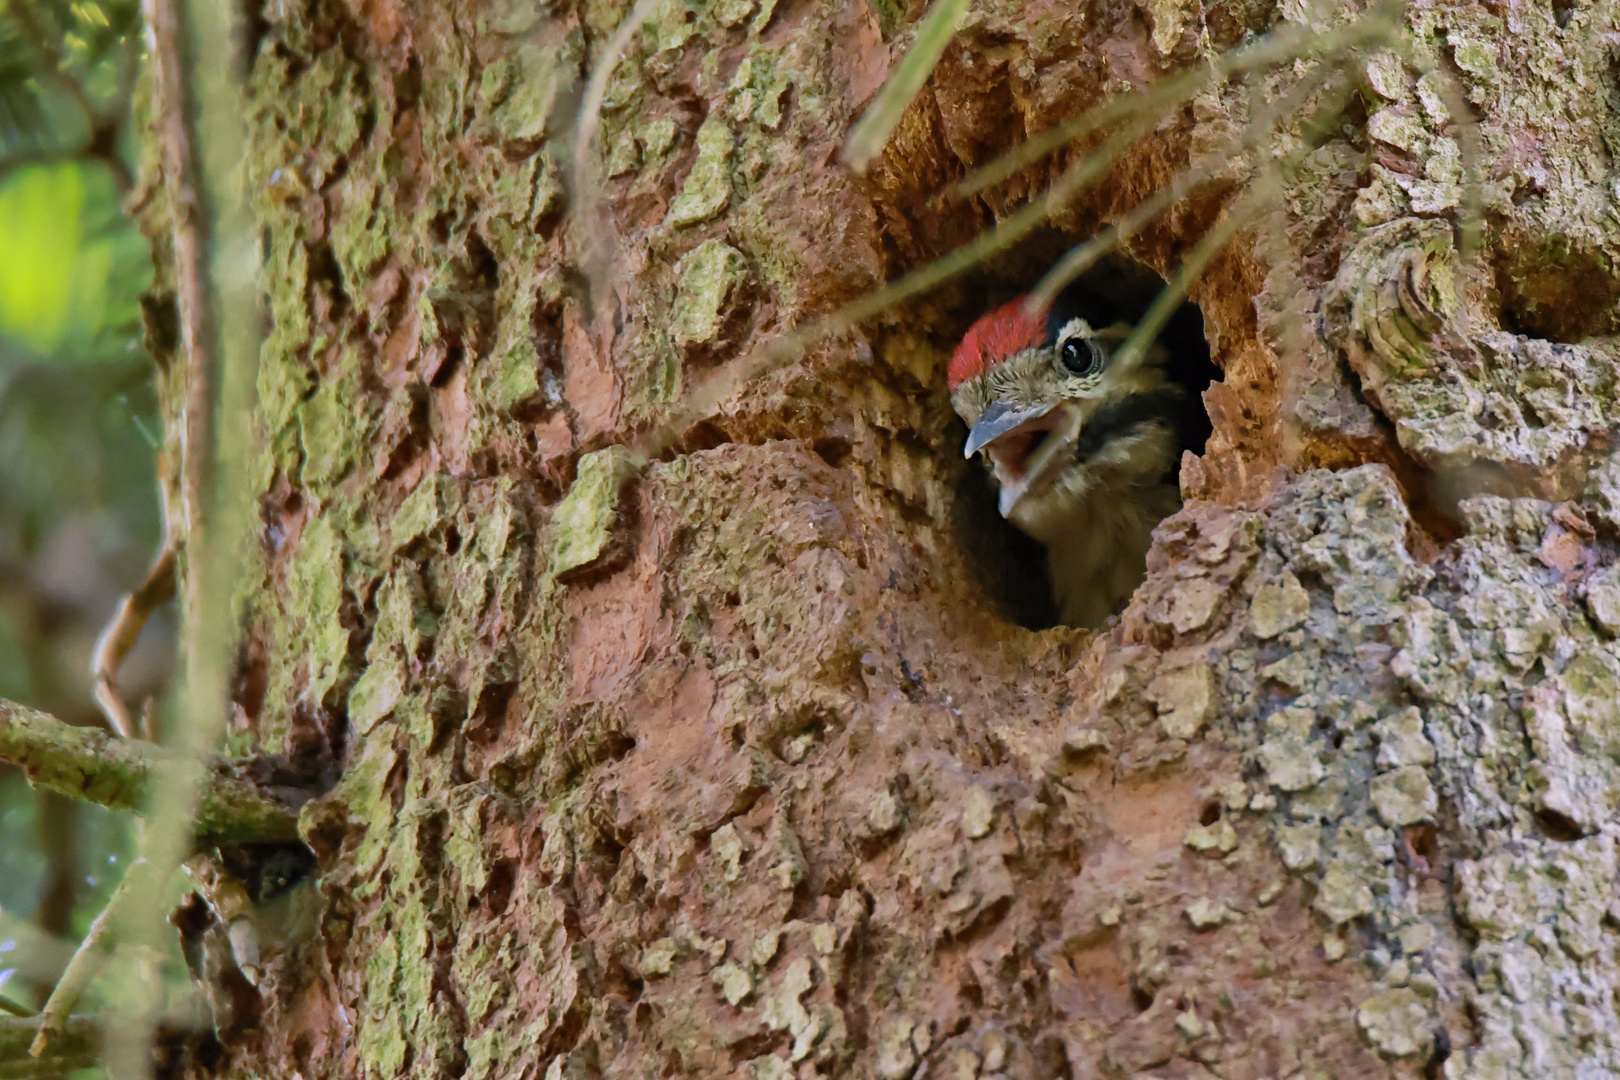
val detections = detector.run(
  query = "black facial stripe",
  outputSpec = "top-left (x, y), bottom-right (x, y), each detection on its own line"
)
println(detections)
top-left (1074, 389), bottom-right (1183, 462)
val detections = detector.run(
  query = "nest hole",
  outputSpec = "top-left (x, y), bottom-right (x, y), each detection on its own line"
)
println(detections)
top-left (947, 251), bottom-right (1222, 630)
top-left (216, 841), bottom-right (320, 903)
top-left (1533, 806), bottom-right (1586, 843)
top-left (1495, 243), bottom-right (1620, 343)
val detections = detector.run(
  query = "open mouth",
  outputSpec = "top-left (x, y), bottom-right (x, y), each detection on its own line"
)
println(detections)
top-left (984, 418), bottom-right (1061, 482)
top-left (979, 405), bottom-right (1082, 517)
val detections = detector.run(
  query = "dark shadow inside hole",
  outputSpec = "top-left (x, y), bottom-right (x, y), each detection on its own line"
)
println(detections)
top-left (216, 841), bottom-right (319, 903)
top-left (949, 255), bottom-right (1222, 630)
top-left (952, 462), bottom-right (1058, 629)
top-left (1425, 1029), bottom-right (1453, 1080)
top-left (1404, 822), bottom-right (1439, 867)
top-left (1534, 806), bottom-right (1586, 842)
top-left (1494, 244), bottom-right (1620, 343)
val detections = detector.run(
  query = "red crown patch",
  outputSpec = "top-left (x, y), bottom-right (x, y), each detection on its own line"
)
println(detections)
top-left (947, 298), bottom-right (1047, 392)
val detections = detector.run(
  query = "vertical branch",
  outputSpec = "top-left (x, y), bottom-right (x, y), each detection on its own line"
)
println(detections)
top-left (91, 545), bottom-right (176, 738)
top-left (99, 0), bottom-right (215, 1069)
top-left (142, 0), bottom-right (215, 553)
top-left (102, 0), bottom-right (259, 1070)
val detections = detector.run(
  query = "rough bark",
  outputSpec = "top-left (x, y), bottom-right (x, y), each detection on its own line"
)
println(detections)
top-left (139, 0), bottom-right (1620, 1076)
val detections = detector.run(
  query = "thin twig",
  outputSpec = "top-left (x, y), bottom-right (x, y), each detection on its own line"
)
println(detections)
top-left (142, 0), bottom-right (216, 553)
top-left (0, 1014), bottom-right (99, 1077)
top-left (1112, 190), bottom-right (1268, 376)
top-left (26, 862), bottom-right (153, 1057)
top-left (1027, 54), bottom-right (1358, 310)
top-left (631, 101), bottom-right (1177, 462)
top-left (1028, 164), bottom-right (1222, 312)
top-left (1249, 59), bottom-right (1312, 385)
top-left (946, 0), bottom-right (1400, 200)
top-left (627, 3), bottom-right (1403, 464)
top-left (91, 543), bottom-right (176, 739)
top-left (1425, 63), bottom-right (1486, 327)
top-left (1109, 71), bottom-right (1362, 378)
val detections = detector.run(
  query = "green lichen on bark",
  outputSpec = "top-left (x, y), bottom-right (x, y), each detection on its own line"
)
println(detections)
top-left (670, 239), bottom-right (749, 347)
top-left (550, 447), bottom-right (637, 576)
top-left (166, 0), bottom-right (1620, 1073)
top-left (668, 114), bottom-right (735, 228)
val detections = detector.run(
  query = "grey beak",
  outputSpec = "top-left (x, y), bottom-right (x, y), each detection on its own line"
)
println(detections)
top-left (963, 401), bottom-right (1051, 458)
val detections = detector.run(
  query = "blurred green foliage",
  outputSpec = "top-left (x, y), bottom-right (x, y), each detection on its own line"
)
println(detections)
top-left (0, 159), bottom-right (158, 549)
top-left (0, 0), bottom-right (164, 1023)
top-left (0, 0), bottom-right (141, 156)
top-left (0, 163), bottom-right (140, 357)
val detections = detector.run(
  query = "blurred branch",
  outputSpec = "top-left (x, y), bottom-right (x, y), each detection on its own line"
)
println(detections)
top-left (114, 0), bottom-right (262, 1058)
top-left (142, 0), bottom-right (215, 541)
top-left (26, 858), bottom-right (158, 1056)
top-left (843, 0), bottom-right (970, 173)
top-left (0, 1013), bottom-right (99, 1076)
top-left (0, 697), bottom-right (301, 844)
top-left (92, 542), bottom-right (176, 738)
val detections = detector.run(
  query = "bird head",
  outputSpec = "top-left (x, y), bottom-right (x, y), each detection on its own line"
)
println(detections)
top-left (948, 291), bottom-right (1183, 540)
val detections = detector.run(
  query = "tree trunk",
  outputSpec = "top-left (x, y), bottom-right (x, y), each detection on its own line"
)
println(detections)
top-left (149, 0), bottom-right (1620, 1076)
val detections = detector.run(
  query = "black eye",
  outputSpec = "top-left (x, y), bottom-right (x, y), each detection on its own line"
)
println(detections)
top-left (1060, 337), bottom-right (1104, 376)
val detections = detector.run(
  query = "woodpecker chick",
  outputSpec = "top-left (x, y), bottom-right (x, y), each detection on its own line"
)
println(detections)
top-left (950, 290), bottom-right (1203, 629)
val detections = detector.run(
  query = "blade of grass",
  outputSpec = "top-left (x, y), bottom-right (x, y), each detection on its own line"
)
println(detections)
top-left (634, 98), bottom-right (1176, 461)
top-left (570, 0), bottom-right (658, 305)
top-left (1026, 56), bottom-right (1356, 310)
top-left (949, 0), bottom-right (1401, 200)
top-left (843, 0), bottom-right (972, 174)
top-left (572, 0), bottom-right (659, 227)
top-left (1248, 57), bottom-right (1313, 386)
top-left (1027, 167), bottom-right (1220, 312)
top-left (1109, 190), bottom-right (1267, 379)
top-left (1423, 63), bottom-right (1485, 332)
top-left (1108, 69), bottom-right (1361, 380)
